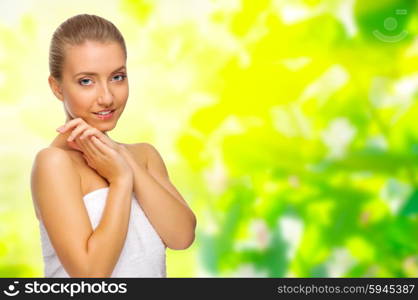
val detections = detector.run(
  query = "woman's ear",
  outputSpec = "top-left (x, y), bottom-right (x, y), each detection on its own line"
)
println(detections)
top-left (48, 75), bottom-right (64, 101)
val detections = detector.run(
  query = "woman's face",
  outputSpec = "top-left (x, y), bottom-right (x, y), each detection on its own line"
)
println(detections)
top-left (50, 40), bottom-right (129, 133)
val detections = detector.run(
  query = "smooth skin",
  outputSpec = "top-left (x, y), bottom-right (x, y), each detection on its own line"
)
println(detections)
top-left (32, 132), bottom-right (134, 277)
top-left (59, 118), bottom-right (196, 249)
top-left (31, 40), bottom-right (196, 277)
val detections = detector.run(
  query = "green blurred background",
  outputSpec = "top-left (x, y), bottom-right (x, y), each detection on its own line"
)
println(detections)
top-left (1, 0), bottom-right (417, 277)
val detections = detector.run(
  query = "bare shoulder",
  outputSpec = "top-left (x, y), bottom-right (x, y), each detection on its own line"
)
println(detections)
top-left (35, 146), bottom-right (84, 168)
top-left (122, 142), bottom-right (152, 169)
top-left (31, 146), bottom-right (79, 198)
top-left (33, 147), bottom-right (80, 176)
top-left (133, 142), bottom-right (156, 154)
top-left (136, 142), bottom-right (165, 167)
top-left (127, 142), bottom-right (150, 151)
top-left (135, 142), bottom-right (170, 178)
top-left (34, 146), bottom-right (71, 163)
top-left (31, 147), bottom-right (81, 218)
top-left (119, 142), bottom-right (168, 176)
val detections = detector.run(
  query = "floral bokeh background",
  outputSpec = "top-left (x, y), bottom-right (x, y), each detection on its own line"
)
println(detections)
top-left (1, 0), bottom-right (417, 277)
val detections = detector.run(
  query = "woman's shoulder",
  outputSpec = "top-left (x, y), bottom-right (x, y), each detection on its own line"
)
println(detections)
top-left (129, 142), bottom-right (161, 157)
top-left (122, 142), bottom-right (152, 167)
top-left (128, 143), bottom-right (169, 175)
top-left (127, 142), bottom-right (161, 154)
top-left (31, 147), bottom-right (81, 220)
top-left (33, 146), bottom-right (83, 175)
top-left (34, 146), bottom-right (71, 162)
top-left (119, 141), bottom-right (152, 151)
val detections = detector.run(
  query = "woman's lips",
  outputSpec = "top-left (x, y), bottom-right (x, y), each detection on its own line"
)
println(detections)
top-left (92, 109), bottom-right (115, 120)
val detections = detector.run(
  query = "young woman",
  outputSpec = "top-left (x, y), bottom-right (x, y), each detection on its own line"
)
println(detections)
top-left (30, 14), bottom-right (196, 278)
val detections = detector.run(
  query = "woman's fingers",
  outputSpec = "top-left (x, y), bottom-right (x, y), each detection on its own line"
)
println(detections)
top-left (79, 127), bottom-right (101, 140)
top-left (97, 134), bottom-right (118, 150)
top-left (82, 153), bottom-right (92, 167)
top-left (57, 118), bottom-right (85, 149)
top-left (67, 124), bottom-right (89, 142)
top-left (68, 139), bottom-right (83, 152)
top-left (77, 136), bottom-right (91, 156)
top-left (78, 129), bottom-right (107, 156)
top-left (78, 134), bottom-right (98, 157)
top-left (57, 117), bottom-right (87, 134)
top-left (78, 127), bottom-right (119, 152)
top-left (91, 135), bottom-right (113, 156)
top-left (80, 128), bottom-right (117, 150)
top-left (58, 118), bottom-right (118, 157)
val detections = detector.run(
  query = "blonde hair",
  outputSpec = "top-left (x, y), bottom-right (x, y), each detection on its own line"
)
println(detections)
top-left (49, 14), bottom-right (127, 81)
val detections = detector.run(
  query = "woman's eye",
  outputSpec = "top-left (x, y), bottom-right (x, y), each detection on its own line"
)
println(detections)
top-left (113, 74), bottom-right (126, 81)
top-left (79, 78), bottom-right (92, 86)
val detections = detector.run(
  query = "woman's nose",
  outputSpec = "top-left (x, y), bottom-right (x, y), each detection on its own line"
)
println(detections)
top-left (97, 82), bottom-right (114, 105)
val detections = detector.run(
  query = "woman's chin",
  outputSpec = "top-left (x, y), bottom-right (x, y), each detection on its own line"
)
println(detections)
top-left (93, 121), bottom-right (116, 132)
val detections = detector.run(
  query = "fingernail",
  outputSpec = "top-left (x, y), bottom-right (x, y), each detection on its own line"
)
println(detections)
top-left (56, 126), bottom-right (64, 132)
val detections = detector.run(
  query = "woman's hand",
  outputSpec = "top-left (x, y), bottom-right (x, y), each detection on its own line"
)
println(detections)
top-left (57, 118), bottom-right (121, 153)
top-left (56, 118), bottom-right (133, 183)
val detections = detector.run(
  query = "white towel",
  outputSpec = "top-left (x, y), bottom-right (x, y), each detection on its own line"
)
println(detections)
top-left (39, 187), bottom-right (167, 277)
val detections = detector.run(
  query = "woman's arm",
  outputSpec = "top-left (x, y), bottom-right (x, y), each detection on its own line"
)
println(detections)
top-left (32, 147), bottom-right (133, 277)
top-left (119, 143), bottom-right (197, 250)
top-left (86, 176), bottom-right (133, 277)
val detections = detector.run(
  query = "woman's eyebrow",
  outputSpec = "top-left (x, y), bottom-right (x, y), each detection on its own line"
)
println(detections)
top-left (73, 66), bottom-right (126, 78)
